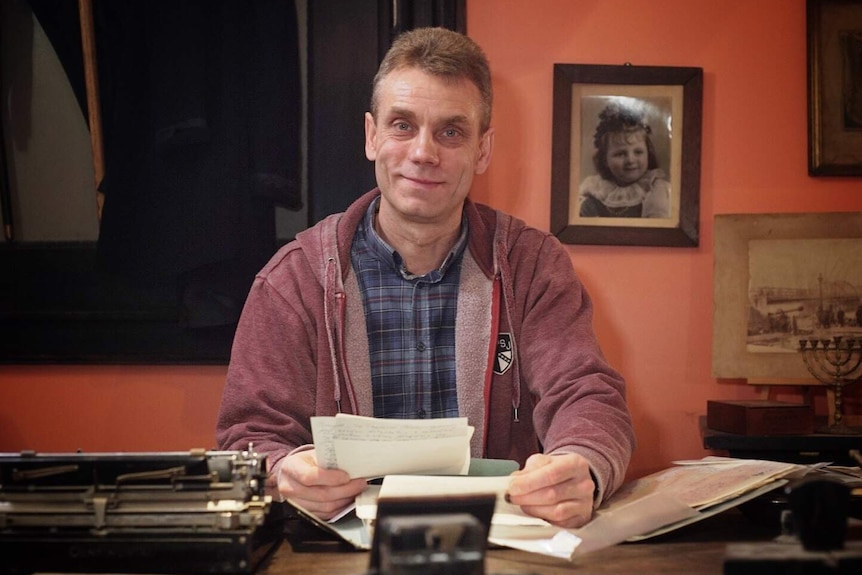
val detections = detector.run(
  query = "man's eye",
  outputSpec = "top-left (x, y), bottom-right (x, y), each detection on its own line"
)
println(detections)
top-left (395, 122), bottom-right (411, 131)
top-left (441, 128), bottom-right (464, 140)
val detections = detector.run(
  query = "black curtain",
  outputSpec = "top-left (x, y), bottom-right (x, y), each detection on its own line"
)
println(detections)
top-left (28, 0), bottom-right (302, 329)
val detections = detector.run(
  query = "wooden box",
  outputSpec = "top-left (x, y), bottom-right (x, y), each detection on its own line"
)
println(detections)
top-left (706, 400), bottom-right (814, 436)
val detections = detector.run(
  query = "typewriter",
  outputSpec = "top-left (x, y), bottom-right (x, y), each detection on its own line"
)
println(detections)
top-left (0, 448), bottom-right (281, 574)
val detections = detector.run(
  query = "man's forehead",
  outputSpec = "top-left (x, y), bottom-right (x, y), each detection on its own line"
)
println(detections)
top-left (379, 68), bottom-right (482, 117)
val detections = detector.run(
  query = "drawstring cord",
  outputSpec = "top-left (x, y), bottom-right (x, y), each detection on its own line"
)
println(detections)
top-left (495, 235), bottom-right (522, 424)
top-left (323, 256), bottom-right (343, 412)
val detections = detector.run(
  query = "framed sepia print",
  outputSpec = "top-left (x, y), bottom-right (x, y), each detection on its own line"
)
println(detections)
top-left (550, 63), bottom-right (702, 247)
top-left (807, 0), bottom-right (862, 176)
top-left (712, 212), bottom-right (862, 381)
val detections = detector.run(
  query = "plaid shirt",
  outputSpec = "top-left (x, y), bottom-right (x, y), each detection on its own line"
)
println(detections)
top-left (351, 199), bottom-right (468, 419)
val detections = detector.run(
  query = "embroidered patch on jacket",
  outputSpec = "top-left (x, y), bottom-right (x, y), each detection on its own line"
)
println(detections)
top-left (494, 333), bottom-right (513, 375)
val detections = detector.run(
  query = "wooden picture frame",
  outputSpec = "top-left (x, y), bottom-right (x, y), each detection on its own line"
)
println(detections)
top-left (550, 64), bottom-right (702, 247)
top-left (807, 0), bottom-right (862, 176)
top-left (711, 212), bottom-right (862, 381)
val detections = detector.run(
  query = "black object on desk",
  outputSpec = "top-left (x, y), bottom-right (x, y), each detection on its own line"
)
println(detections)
top-left (701, 417), bottom-right (862, 467)
top-left (0, 449), bottom-right (282, 574)
top-left (724, 479), bottom-right (862, 574)
top-left (367, 493), bottom-right (496, 575)
top-left (701, 416), bottom-right (862, 526)
top-left (789, 478), bottom-right (850, 551)
top-left (374, 513), bottom-right (487, 575)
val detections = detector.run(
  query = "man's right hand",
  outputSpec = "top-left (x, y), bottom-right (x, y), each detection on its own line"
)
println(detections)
top-left (276, 448), bottom-right (368, 520)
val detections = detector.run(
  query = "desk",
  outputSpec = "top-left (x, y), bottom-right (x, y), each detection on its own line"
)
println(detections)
top-left (258, 509), bottom-right (781, 575)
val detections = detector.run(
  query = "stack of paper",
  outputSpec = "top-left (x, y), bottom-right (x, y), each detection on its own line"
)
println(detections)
top-left (310, 413), bottom-right (473, 478)
top-left (584, 456), bottom-right (803, 545)
top-left (608, 456), bottom-right (800, 510)
top-left (358, 474), bottom-right (555, 532)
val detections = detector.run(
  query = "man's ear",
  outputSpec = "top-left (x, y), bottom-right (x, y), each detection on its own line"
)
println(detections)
top-left (474, 127), bottom-right (494, 175)
top-left (364, 112), bottom-right (378, 161)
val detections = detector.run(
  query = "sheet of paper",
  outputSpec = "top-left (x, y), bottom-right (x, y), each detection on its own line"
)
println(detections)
top-left (285, 497), bottom-right (371, 549)
top-left (623, 479), bottom-right (788, 542)
top-left (378, 474), bottom-right (509, 499)
top-left (571, 491), bottom-right (698, 553)
top-left (311, 414), bottom-right (473, 479)
top-left (489, 529), bottom-right (582, 561)
top-left (492, 491), bottom-right (697, 560)
top-left (377, 475), bottom-right (549, 527)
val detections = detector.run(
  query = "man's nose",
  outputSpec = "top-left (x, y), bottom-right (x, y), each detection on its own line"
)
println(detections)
top-left (409, 129), bottom-right (439, 164)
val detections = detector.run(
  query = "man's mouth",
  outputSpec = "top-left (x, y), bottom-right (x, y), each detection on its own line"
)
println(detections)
top-left (403, 175), bottom-right (442, 186)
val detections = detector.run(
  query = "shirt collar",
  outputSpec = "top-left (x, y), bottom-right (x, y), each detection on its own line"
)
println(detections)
top-left (362, 196), bottom-right (469, 281)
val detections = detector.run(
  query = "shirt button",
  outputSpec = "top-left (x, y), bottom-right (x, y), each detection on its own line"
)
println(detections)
top-left (416, 342), bottom-right (426, 351)
top-left (416, 409), bottom-right (426, 418)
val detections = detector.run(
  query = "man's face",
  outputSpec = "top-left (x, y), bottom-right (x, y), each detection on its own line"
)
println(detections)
top-left (605, 131), bottom-right (648, 186)
top-left (365, 67), bottom-right (493, 227)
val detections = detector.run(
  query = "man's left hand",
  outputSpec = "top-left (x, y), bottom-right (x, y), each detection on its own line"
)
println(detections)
top-left (506, 452), bottom-right (595, 528)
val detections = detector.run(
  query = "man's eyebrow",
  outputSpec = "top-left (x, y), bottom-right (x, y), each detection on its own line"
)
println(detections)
top-left (386, 107), bottom-right (417, 122)
top-left (440, 114), bottom-right (471, 127)
top-left (385, 108), bottom-right (472, 128)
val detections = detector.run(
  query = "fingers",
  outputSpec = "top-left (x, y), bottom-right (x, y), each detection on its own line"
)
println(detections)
top-left (509, 453), bottom-right (588, 497)
top-left (507, 452), bottom-right (595, 528)
top-left (508, 453), bottom-right (557, 494)
top-left (519, 500), bottom-right (592, 529)
top-left (277, 449), bottom-right (368, 520)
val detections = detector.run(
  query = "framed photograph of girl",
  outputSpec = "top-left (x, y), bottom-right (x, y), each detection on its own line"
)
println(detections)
top-left (550, 63), bottom-right (703, 247)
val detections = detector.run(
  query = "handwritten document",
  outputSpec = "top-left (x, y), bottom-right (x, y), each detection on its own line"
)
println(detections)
top-left (310, 414), bottom-right (473, 479)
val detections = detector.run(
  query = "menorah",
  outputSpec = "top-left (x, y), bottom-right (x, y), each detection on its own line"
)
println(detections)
top-left (799, 337), bottom-right (862, 434)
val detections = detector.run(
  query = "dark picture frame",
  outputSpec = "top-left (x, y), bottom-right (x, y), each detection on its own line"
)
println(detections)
top-left (807, 0), bottom-right (862, 176)
top-left (550, 64), bottom-right (702, 247)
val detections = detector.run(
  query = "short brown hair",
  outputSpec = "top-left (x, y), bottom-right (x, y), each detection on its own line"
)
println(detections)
top-left (371, 27), bottom-right (493, 133)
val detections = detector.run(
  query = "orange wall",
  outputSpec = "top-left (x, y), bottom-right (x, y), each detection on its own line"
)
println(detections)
top-left (1, 1), bottom-right (860, 480)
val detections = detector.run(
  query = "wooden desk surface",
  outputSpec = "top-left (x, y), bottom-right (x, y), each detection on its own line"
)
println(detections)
top-left (262, 541), bottom-right (731, 575)
top-left (258, 508), bottom-right (780, 575)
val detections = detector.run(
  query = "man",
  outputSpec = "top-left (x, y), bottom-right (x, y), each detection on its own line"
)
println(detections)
top-left (216, 27), bottom-right (634, 529)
